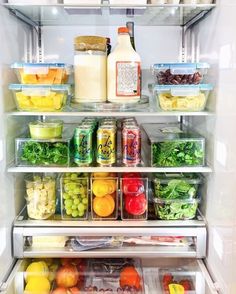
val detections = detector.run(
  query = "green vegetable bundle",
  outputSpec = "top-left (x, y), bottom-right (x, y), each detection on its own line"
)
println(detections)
top-left (152, 141), bottom-right (204, 167)
top-left (20, 141), bottom-right (70, 165)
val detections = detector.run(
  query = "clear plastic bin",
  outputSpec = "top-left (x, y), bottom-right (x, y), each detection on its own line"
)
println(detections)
top-left (11, 62), bottom-right (72, 84)
top-left (152, 62), bottom-right (210, 85)
top-left (9, 84), bottom-right (70, 112)
top-left (91, 176), bottom-right (118, 220)
top-left (153, 197), bottom-right (200, 220)
top-left (159, 267), bottom-right (197, 293)
top-left (154, 84), bottom-right (213, 111)
top-left (86, 259), bottom-right (144, 293)
top-left (121, 175), bottom-right (148, 220)
top-left (142, 123), bottom-right (205, 167)
top-left (15, 134), bottom-right (72, 167)
top-left (153, 173), bottom-right (202, 200)
top-left (29, 120), bottom-right (63, 139)
top-left (109, 0), bottom-right (147, 3)
top-left (60, 173), bottom-right (89, 220)
top-left (25, 175), bottom-right (56, 220)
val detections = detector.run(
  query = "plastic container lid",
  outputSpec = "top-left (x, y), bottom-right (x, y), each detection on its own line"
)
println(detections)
top-left (153, 197), bottom-right (200, 204)
top-left (11, 62), bottom-right (69, 69)
top-left (153, 62), bottom-right (210, 74)
top-left (9, 84), bottom-right (71, 91)
top-left (154, 84), bottom-right (213, 96)
top-left (153, 173), bottom-right (202, 184)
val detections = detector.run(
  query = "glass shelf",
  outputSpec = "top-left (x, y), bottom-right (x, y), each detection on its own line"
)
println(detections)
top-left (3, 3), bottom-right (216, 26)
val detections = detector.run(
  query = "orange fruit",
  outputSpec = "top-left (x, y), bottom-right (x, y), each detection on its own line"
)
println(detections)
top-left (120, 266), bottom-right (141, 290)
top-left (92, 179), bottom-right (116, 197)
top-left (93, 195), bottom-right (115, 217)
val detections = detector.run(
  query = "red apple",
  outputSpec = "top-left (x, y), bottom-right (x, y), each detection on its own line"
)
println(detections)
top-left (125, 193), bottom-right (147, 216)
top-left (122, 178), bottom-right (144, 197)
top-left (51, 287), bottom-right (68, 294)
top-left (56, 264), bottom-right (79, 288)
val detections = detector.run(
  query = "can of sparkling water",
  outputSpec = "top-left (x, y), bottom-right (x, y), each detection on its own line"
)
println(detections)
top-left (122, 125), bottom-right (141, 166)
top-left (97, 126), bottom-right (116, 166)
top-left (74, 125), bottom-right (93, 166)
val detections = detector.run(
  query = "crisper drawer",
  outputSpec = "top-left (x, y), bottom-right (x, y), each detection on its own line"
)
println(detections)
top-left (13, 222), bottom-right (206, 258)
top-left (0, 258), bottom-right (218, 294)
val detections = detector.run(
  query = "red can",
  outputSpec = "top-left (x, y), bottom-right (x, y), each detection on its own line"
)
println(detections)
top-left (122, 125), bottom-right (141, 166)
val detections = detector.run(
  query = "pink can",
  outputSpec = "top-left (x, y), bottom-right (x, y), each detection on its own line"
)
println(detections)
top-left (122, 125), bottom-right (141, 166)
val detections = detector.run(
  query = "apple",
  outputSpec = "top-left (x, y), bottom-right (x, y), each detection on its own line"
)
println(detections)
top-left (122, 178), bottom-right (144, 197)
top-left (125, 193), bottom-right (147, 216)
top-left (56, 264), bottom-right (79, 288)
top-left (52, 287), bottom-right (68, 294)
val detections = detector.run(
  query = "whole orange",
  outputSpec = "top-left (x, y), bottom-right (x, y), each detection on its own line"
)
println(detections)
top-left (93, 194), bottom-right (115, 217)
top-left (120, 266), bottom-right (141, 290)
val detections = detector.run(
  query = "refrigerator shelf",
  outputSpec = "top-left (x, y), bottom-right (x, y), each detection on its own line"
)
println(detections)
top-left (7, 110), bottom-right (213, 117)
top-left (7, 165), bottom-right (213, 173)
top-left (2, 3), bottom-right (216, 27)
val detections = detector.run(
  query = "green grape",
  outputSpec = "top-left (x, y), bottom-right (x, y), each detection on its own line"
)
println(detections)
top-left (63, 193), bottom-right (70, 200)
top-left (66, 208), bottom-right (72, 215)
top-left (78, 210), bottom-right (85, 217)
top-left (78, 203), bottom-right (85, 212)
top-left (73, 198), bottom-right (80, 205)
top-left (82, 198), bottom-right (88, 205)
top-left (72, 210), bottom-right (79, 218)
top-left (71, 173), bottom-right (78, 180)
top-left (80, 192), bottom-right (87, 199)
top-left (65, 183), bottom-right (77, 190)
top-left (65, 173), bottom-right (71, 177)
top-left (74, 188), bottom-right (81, 194)
top-left (68, 190), bottom-right (75, 196)
top-left (71, 204), bottom-right (77, 210)
top-left (64, 199), bottom-right (73, 207)
top-left (82, 179), bottom-right (87, 186)
top-left (63, 179), bottom-right (70, 184)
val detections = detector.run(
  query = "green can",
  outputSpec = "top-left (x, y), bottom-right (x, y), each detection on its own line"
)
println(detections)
top-left (74, 125), bottom-right (93, 166)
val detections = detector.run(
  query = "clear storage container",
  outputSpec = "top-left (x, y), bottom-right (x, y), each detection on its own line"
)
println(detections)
top-left (91, 176), bottom-right (118, 220)
top-left (9, 84), bottom-right (70, 112)
top-left (8, 0), bottom-right (59, 3)
top-left (11, 62), bottom-right (72, 84)
top-left (60, 173), bottom-right (89, 220)
top-left (142, 123), bottom-right (205, 167)
top-left (29, 120), bottom-right (63, 139)
top-left (152, 62), bottom-right (210, 85)
top-left (153, 173), bottom-right (202, 200)
top-left (109, 0), bottom-right (147, 3)
top-left (64, 0), bottom-right (102, 3)
top-left (25, 175), bottom-right (56, 220)
top-left (154, 84), bottom-right (213, 111)
top-left (153, 197), bottom-right (200, 220)
top-left (15, 133), bottom-right (72, 167)
top-left (121, 175), bottom-right (148, 220)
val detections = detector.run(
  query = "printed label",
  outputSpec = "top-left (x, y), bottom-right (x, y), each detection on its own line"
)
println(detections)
top-left (116, 61), bottom-right (141, 97)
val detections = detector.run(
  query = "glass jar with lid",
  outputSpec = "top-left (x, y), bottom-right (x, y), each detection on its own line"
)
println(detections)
top-left (74, 36), bottom-right (107, 103)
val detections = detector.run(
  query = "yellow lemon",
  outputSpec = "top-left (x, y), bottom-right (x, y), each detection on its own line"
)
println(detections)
top-left (92, 180), bottom-right (110, 197)
top-left (25, 261), bottom-right (49, 283)
top-left (24, 276), bottom-right (50, 294)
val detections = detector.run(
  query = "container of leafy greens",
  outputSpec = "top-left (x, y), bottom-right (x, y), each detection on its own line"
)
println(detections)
top-left (153, 173), bottom-right (201, 220)
top-left (142, 123), bottom-right (205, 167)
top-left (15, 126), bottom-right (73, 167)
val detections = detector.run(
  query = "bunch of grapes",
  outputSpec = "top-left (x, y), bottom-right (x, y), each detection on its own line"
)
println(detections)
top-left (61, 173), bottom-right (89, 219)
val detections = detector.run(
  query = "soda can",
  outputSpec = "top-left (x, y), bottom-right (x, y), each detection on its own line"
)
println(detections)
top-left (97, 126), bottom-right (116, 166)
top-left (74, 126), bottom-right (93, 166)
top-left (122, 125), bottom-right (141, 166)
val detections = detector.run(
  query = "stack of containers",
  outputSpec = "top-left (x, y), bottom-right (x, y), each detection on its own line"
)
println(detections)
top-left (152, 62), bottom-right (213, 112)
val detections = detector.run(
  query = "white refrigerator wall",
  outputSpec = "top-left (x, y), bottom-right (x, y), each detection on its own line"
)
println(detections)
top-left (0, 1), bottom-right (32, 283)
top-left (191, 1), bottom-right (236, 293)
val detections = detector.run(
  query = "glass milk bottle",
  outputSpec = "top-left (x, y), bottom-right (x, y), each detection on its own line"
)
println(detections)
top-left (74, 36), bottom-right (107, 103)
top-left (107, 27), bottom-right (141, 103)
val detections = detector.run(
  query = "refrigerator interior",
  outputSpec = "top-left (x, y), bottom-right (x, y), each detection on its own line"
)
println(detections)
top-left (1, 0), bottom-right (235, 294)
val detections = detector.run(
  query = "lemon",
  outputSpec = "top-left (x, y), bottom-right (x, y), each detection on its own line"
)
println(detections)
top-left (25, 261), bottom-right (49, 283)
top-left (24, 276), bottom-right (50, 294)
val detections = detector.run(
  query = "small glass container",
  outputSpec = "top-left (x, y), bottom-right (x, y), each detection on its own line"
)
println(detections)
top-left (29, 120), bottom-right (63, 139)
top-left (25, 175), bottom-right (56, 220)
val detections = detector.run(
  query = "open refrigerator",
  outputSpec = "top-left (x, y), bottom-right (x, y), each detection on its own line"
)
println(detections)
top-left (0, 0), bottom-right (235, 293)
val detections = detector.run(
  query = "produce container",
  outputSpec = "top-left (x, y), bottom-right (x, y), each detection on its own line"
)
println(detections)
top-left (153, 173), bottom-right (202, 200)
top-left (142, 123), bottom-right (205, 167)
top-left (109, 0), bottom-right (147, 4)
top-left (154, 84), bottom-right (213, 111)
top-left (11, 62), bottom-right (72, 84)
top-left (60, 173), bottom-right (89, 220)
top-left (153, 197), bottom-right (200, 220)
top-left (8, 0), bottom-right (59, 3)
top-left (91, 175), bottom-right (118, 220)
top-left (25, 175), bottom-right (56, 220)
top-left (85, 258), bottom-right (144, 293)
top-left (9, 84), bottom-right (70, 112)
top-left (152, 62), bottom-right (210, 85)
top-left (15, 130), bottom-right (72, 167)
top-left (159, 267), bottom-right (197, 293)
top-left (64, 0), bottom-right (102, 3)
top-left (29, 120), bottom-right (63, 139)
top-left (121, 174), bottom-right (148, 220)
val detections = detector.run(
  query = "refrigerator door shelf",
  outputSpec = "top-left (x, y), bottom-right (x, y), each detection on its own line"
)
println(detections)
top-left (0, 258), bottom-right (218, 294)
